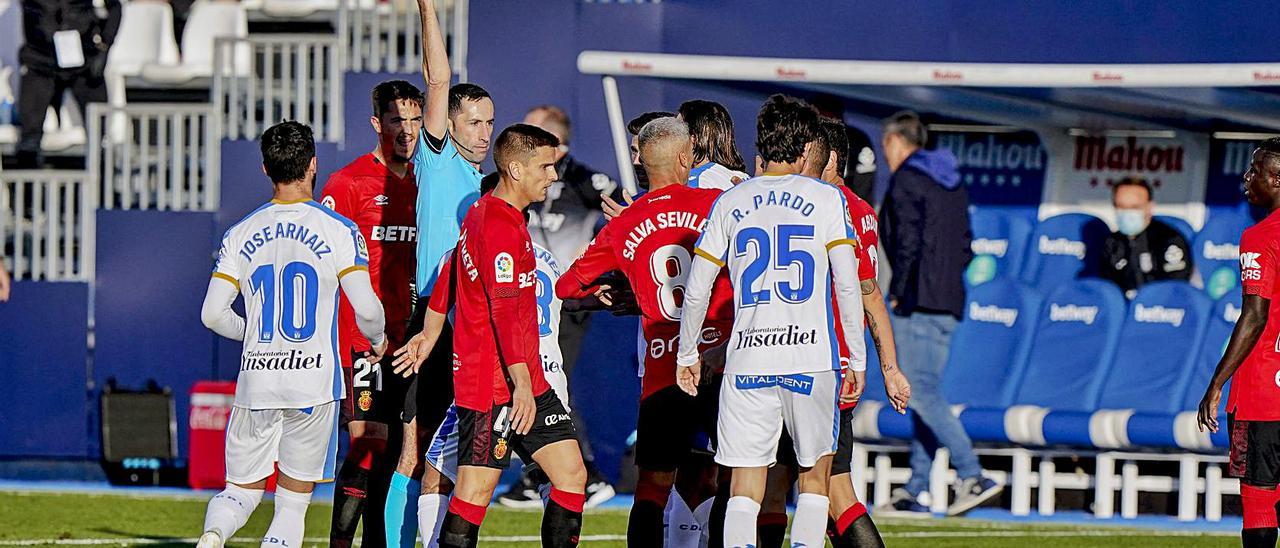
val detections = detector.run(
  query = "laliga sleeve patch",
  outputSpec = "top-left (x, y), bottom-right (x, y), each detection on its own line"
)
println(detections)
top-left (356, 233), bottom-right (370, 261)
top-left (495, 252), bottom-right (515, 283)
top-left (322, 195), bottom-right (336, 209)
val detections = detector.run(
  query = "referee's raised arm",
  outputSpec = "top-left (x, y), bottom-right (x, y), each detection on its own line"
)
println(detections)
top-left (416, 0), bottom-right (450, 141)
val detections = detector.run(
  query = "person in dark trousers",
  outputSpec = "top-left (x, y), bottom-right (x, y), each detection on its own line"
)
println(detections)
top-left (879, 111), bottom-right (1001, 516)
top-left (1100, 178), bottom-right (1193, 299)
top-left (16, 0), bottom-right (120, 167)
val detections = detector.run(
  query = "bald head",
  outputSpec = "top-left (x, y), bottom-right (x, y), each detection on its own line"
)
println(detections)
top-left (637, 117), bottom-right (693, 190)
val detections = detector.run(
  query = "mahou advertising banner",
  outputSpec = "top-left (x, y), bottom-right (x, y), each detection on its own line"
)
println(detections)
top-left (934, 131), bottom-right (1047, 207)
top-left (1041, 132), bottom-right (1209, 228)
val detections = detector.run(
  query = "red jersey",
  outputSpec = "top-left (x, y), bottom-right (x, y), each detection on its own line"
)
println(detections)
top-left (834, 186), bottom-right (879, 409)
top-left (451, 194), bottom-right (552, 411)
top-left (1227, 210), bottom-right (1280, 420)
top-left (556, 184), bottom-right (734, 399)
top-left (321, 154), bottom-right (418, 356)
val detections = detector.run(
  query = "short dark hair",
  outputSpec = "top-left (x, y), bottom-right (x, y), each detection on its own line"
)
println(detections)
top-left (756, 94), bottom-right (819, 165)
top-left (494, 123), bottom-right (560, 176)
top-left (448, 83), bottom-right (492, 117)
top-left (628, 111), bottom-right (676, 136)
top-left (260, 121), bottom-right (315, 184)
top-left (883, 110), bottom-right (927, 148)
top-left (371, 80), bottom-right (424, 117)
top-left (480, 172), bottom-right (499, 195)
top-left (820, 117), bottom-right (850, 176)
top-left (1112, 177), bottom-right (1153, 200)
top-left (679, 100), bottom-right (746, 172)
top-left (1259, 137), bottom-right (1280, 158)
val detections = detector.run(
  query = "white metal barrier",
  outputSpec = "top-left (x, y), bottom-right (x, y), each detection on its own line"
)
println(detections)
top-left (0, 170), bottom-right (96, 282)
top-left (338, 0), bottom-right (467, 79)
top-left (214, 34), bottom-right (345, 143)
top-left (87, 103), bottom-right (220, 212)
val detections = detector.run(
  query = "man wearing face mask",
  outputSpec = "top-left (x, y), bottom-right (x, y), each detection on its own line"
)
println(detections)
top-left (1100, 178), bottom-right (1193, 298)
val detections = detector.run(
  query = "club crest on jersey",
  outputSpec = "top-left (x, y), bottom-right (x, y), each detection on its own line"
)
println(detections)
top-left (495, 252), bottom-right (515, 283)
top-left (321, 195), bottom-right (336, 209)
top-left (358, 390), bottom-right (373, 411)
top-left (494, 438), bottom-right (509, 459)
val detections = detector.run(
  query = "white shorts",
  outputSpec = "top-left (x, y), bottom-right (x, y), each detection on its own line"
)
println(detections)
top-left (715, 370), bottom-right (839, 468)
top-left (224, 401), bottom-right (340, 484)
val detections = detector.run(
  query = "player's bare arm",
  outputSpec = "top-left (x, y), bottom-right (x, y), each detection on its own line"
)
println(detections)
top-left (506, 362), bottom-right (537, 435)
top-left (1198, 292), bottom-right (1271, 432)
top-left (861, 279), bottom-right (910, 413)
top-left (392, 308), bottom-right (447, 376)
top-left (416, 0), bottom-right (450, 140)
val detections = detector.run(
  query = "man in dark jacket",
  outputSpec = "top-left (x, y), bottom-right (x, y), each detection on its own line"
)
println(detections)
top-left (1100, 178), bottom-right (1193, 298)
top-left (879, 111), bottom-right (1001, 516)
top-left (17, 0), bottom-right (121, 167)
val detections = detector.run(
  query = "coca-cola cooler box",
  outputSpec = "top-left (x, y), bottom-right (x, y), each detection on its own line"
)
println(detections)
top-left (188, 381), bottom-right (236, 489)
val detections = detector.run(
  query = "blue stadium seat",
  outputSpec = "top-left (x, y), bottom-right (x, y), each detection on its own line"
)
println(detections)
top-left (1042, 281), bottom-right (1212, 448)
top-left (1193, 210), bottom-right (1252, 299)
top-left (1021, 213), bottom-right (1111, 290)
top-left (943, 279), bottom-right (1041, 408)
top-left (958, 280), bottom-right (1127, 444)
top-left (966, 209), bottom-right (1035, 286)
top-left (1155, 215), bottom-right (1196, 243)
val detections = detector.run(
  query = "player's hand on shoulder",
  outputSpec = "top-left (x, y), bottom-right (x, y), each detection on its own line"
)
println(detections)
top-left (510, 384), bottom-right (536, 436)
top-left (676, 362), bottom-right (701, 397)
top-left (1197, 386), bottom-right (1221, 433)
top-left (841, 369), bottom-right (866, 406)
top-left (883, 365), bottom-right (911, 414)
top-left (601, 190), bottom-right (634, 221)
top-left (392, 332), bottom-right (430, 377)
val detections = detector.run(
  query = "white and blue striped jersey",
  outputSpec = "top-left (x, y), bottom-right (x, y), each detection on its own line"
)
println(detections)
top-left (680, 174), bottom-right (861, 376)
top-left (213, 198), bottom-right (369, 409)
top-left (687, 162), bottom-right (748, 191)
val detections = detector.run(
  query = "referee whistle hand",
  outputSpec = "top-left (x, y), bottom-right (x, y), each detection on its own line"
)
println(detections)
top-left (677, 363), bottom-right (700, 397)
top-left (1197, 388), bottom-right (1221, 433)
top-left (510, 385), bottom-right (536, 436)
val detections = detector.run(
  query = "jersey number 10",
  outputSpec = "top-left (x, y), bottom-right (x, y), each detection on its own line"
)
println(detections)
top-left (250, 261), bottom-right (320, 343)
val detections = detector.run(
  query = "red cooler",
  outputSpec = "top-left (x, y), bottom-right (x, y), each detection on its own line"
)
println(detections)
top-left (188, 381), bottom-right (236, 489)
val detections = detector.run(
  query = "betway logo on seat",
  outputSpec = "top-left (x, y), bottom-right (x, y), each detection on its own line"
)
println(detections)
top-left (969, 302), bottom-right (1018, 327)
top-left (1133, 303), bottom-right (1185, 327)
top-left (1202, 241), bottom-right (1240, 261)
top-left (1049, 303), bottom-right (1098, 324)
top-left (1039, 235), bottom-right (1086, 259)
top-left (972, 238), bottom-right (1009, 257)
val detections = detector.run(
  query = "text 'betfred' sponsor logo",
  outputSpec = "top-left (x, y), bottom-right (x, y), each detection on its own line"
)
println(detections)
top-left (969, 302), bottom-right (1018, 327)
top-left (1133, 303), bottom-right (1185, 327)
top-left (1049, 303), bottom-right (1099, 325)
top-left (370, 225), bottom-right (417, 242)
top-left (1202, 241), bottom-right (1240, 261)
top-left (972, 238), bottom-right (1009, 258)
top-left (1073, 136), bottom-right (1185, 174)
top-left (1038, 235), bottom-right (1086, 259)
top-left (734, 324), bottom-right (818, 350)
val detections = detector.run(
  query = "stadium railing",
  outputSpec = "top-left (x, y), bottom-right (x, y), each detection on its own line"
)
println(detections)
top-left (338, 0), bottom-right (464, 77)
top-left (213, 34), bottom-right (344, 143)
top-left (0, 170), bottom-right (96, 282)
top-left (86, 103), bottom-right (220, 212)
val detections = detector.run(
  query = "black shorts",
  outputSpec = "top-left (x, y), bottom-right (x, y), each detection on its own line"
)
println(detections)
top-left (635, 385), bottom-right (718, 472)
top-left (401, 322), bottom-right (455, 434)
top-left (1229, 413), bottom-right (1280, 486)
top-left (341, 349), bottom-right (410, 425)
top-left (831, 407), bottom-right (856, 476)
top-left (456, 390), bottom-right (577, 471)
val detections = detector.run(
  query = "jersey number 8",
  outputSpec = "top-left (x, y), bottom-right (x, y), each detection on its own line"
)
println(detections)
top-left (650, 244), bottom-right (692, 321)
top-left (250, 261), bottom-right (320, 343)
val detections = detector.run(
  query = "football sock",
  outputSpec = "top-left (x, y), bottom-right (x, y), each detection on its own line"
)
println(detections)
top-left (330, 437), bottom-right (383, 548)
top-left (417, 493), bottom-right (449, 548)
top-left (707, 483), bottom-right (731, 548)
top-left (202, 484), bottom-right (263, 540)
top-left (260, 486), bottom-right (311, 548)
top-left (628, 481), bottom-right (667, 547)
top-left (757, 511), bottom-right (789, 548)
top-left (723, 496), bottom-right (761, 548)
top-left (791, 493), bottom-right (830, 548)
top-left (543, 488), bottom-right (585, 548)
top-left (693, 496), bottom-right (715, 548)
top-left (664, 489), bottom-right (701, 548)
top-left (831, 503), bottom-right (883, 548)
top-left (385, 472), bottom-right (422, 548)
top-left (362, 448), bottom-right (397, 548)
top-left (1241, 484), bottom-right (1280, 548)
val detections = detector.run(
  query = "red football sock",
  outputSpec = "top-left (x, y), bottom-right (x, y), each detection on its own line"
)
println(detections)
top-left (1241, 484), bottom-right (1280, 529)
top-left (550, 488), bottom-right (586, 513)
top-left (836, 502), bottom-right (868, 534)
top-left (447, 497), bottom-right (489, 526)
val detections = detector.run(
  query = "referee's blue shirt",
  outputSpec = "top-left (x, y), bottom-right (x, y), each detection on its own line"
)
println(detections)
top-left (414, 130), bottom-right (482, 297)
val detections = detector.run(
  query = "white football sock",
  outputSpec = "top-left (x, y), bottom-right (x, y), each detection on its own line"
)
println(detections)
top-left (790, 493), bottom-right (830, 548)
top-left (417, 494), bottom-right (449, 548)
top-left (202, 484), bottom-right (263, 539)
top-left (665, 489), bottom-right (701, 548)
top-left (693, 497), bottom-right (715, 548)
top-left (260, 487), bottom-right (311, 548)
top-left (723, 496), bottom-right (760, 548)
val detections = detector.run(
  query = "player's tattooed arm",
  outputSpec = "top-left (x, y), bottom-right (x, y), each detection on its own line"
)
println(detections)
top-left (860, 278), bottom-right (910, 413)
top-left (1199, 293), bottom-right (1271, 432)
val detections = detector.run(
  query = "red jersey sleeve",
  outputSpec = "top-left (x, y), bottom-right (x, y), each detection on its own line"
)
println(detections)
top-left (320, 172), bottom-right (358, 219)
top-left (555, 226), bottom-right (619, 300)
top-left (1241, 228), bottom-right (1277, 299)
top-left (428, 254), bottom-right (456, 315)
top-left (482, 222), bottom-right (539, 367)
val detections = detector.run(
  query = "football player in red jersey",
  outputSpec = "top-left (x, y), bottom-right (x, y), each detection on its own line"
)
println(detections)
top-left (321, 80), bottom-right (423, 548)
top-left (1199, 138), bottom-right (1280, 548)
top-left (437, 124), bottom-right (587, 548)
top-left (557, 117), bottom-right (734, 547)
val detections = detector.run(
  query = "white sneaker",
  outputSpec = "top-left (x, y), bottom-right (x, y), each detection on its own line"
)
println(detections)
top-left (195, 530), bottom-right (224, 548)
